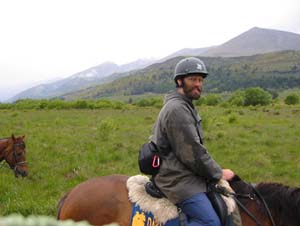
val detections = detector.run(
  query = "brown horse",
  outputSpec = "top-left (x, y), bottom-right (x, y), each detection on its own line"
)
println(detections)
top-left (0, 134), bottom-right (28, 177)
top-left (57, 174), bottom-right (300, 226)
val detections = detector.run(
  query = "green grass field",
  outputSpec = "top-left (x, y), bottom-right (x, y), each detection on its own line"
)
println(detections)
top-left (0, 105), bottom-right (299, 216)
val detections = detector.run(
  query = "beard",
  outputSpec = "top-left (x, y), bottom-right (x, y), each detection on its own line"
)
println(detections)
top-left (183, 84), bottom-right (202, 100)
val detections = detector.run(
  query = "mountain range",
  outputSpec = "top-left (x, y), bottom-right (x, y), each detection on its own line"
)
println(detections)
top-left (60, 50), bottom-right (300, 100)
top-left (164, 27), bottom-right (300, 58)
top-left (10, 27), bottom-right (300, 101)
top-left (203, 27), bottom-right (300, 56)
top-left (9, 58), bottom-right (156, 101)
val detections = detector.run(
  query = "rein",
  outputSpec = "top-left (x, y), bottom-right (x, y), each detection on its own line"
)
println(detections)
top-left (11, 142), bottom-right (27, 175)
top-left (251, 184), bottom-right (276, 226)
top-left (232, 194), bottom-right (264, 226)
top-left (214, 183), bottom-right (276, 226)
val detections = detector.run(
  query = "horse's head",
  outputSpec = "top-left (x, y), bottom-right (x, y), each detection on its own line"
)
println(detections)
top-left (227, 174), bottom-right (258, 207)
top-left (228, 175), bottom-right (253, 194)
top-left (228, 175), bottom-right (300, 226)
top-left (6, 134), bottom-right (28, 177)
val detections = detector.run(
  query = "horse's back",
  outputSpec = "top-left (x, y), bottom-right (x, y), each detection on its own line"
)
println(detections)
top-left (58, 174), bottom-right (131, 226)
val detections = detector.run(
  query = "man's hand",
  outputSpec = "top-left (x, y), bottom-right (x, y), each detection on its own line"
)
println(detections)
top-left (222, 169), bottom-right (235, 181)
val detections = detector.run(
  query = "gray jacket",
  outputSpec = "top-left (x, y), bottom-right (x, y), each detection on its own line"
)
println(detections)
top-left (150, 91), bottom-right (222, 204)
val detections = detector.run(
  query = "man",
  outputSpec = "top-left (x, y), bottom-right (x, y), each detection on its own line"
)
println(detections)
top-left (150, 57), bottom-right (235, 226)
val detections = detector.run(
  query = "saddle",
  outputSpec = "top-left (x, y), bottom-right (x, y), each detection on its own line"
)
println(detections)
top-left (207, 184), bottom-right (229, 226)
top-left (145, 181), bottom-right (228, 226)
top-left (127, 175), bottom-right (236, 226)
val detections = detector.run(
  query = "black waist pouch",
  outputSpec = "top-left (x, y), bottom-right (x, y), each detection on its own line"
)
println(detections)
top-left (138, 142), bottom-right (161, 175)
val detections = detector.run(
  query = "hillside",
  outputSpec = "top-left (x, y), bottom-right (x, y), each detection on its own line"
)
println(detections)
top-left (9, 59), bottom-right (156, 101)
top-left (204, 27), bottom-right (300, 57)
top-left (158, 46), bottom-right (215, 62)
top-left (61, 50), bottom-right (300, 100)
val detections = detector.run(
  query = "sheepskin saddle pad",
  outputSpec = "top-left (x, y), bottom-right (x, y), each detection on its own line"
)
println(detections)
top-left (126, 175), bottom-right (236, 225)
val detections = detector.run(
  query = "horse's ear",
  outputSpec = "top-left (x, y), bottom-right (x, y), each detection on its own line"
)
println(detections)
top-left (22, 135), bottom-right (26, 140)
top-left (11, 134), bottom-right (16, 141)
top-left (229, 174), bottom-right (242, 182)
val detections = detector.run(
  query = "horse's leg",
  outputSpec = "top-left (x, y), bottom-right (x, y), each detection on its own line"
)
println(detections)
top-left (58, 175), bottom-right (132, 226)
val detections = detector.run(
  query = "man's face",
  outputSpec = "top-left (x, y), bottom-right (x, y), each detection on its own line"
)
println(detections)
top-left (178, 74), bottom-right (204, 100)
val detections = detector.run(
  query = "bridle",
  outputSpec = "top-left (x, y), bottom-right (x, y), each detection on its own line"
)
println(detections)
top-left (11, 141), bottom-right (27, 175)
top-left (214, 182), bottom-right (276, 226)
top-left (233, 184), bottom-right (276, 226)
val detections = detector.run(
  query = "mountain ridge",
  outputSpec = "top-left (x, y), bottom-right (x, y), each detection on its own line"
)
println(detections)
top-left (203, 27), bottom-right (300, 56)
top-left (9, 58), bottom-right (156, 101)
top-left (60, 50), bottom-right (300, 100)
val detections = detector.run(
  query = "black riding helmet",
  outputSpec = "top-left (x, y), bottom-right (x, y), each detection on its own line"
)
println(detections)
top-left (174, 57), bottom-right (208, 84)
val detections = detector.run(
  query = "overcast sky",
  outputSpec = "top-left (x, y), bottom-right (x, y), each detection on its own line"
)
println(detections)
top-left (0, 0), bottom-right (299, 101)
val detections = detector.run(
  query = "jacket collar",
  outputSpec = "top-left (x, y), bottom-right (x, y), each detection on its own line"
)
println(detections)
top-left (165, 90), bottom-right (195, 109)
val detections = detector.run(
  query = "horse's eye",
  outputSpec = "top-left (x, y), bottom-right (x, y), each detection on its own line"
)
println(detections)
top-left (17, 152), bottom-right (23, 156)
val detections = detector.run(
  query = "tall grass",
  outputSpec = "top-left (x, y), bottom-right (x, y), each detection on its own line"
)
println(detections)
top-left (0, 105), bottom-right (299, 216)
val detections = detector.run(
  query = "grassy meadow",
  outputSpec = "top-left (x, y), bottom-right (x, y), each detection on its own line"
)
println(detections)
top-left (0, 104), bottom-right (300, 216)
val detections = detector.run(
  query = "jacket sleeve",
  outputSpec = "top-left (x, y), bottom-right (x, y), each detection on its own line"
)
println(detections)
top-left (165, 105), bottom-right (222, 182)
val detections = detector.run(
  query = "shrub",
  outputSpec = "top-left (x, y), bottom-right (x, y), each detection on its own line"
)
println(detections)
top-left (46, 99), bottom-right (68, 109)
top-left (112, 101), bottom-right (125, 109)
top-left (14, 99), bottom-right (40, 109)
top-left (244, 87), bottom-right (272, 106)
top-left (220, 102), bottom-right (230, 108)
top-left (135, 99), bottom-right (151, 107)
top-left (0, 103), bottom-right (12, 109)
top-left (97, 118), bottom-right (119, 141)
top-left (135, 98), bottom-right (162, 107)
top-left (94, 100), bottom-right (114, 109)
top-left (217, 131), bottom-right (225, 139)
top-left (73, 100), bottom-right (89, 109)
top-left (228, 114), bottom-right (237, 123)
top-left (228, 90), bottom-right (245, 106)
top-left (284, 94), bottom-right (299, 105)
top-left (194, 97), bottom-right (205, 106)
top-left (38, 100), bottom-right (49, 109)
top-left (204, 94), bottom-right (221, 106)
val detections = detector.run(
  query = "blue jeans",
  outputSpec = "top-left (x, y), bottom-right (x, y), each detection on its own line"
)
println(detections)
top-left (177, 193), bottom-right (221, 226)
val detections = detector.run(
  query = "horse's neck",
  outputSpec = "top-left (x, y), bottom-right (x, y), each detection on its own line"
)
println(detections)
top-left (0, 139), bottom-right (9, 160)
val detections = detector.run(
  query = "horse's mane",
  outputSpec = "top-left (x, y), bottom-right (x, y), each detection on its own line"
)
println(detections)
top-left (229, 175), bottom-right (300, 226)
top-left (256, 182), bottom-right (300, 226)
top-left (57, 191), bottom-right (70, 220)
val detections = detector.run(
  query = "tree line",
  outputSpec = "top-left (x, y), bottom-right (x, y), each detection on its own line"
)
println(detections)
top-left (1, 87), bottom-right (298, 110)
